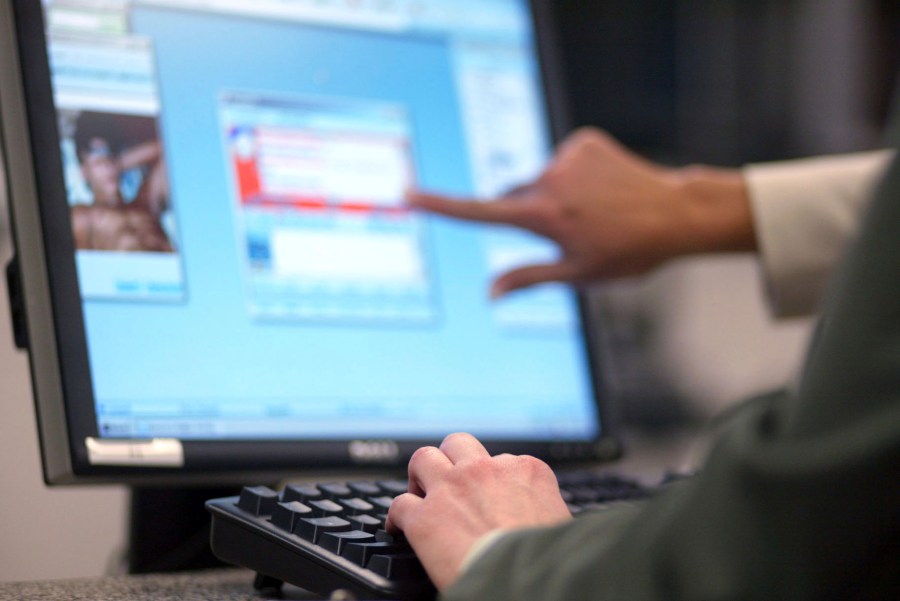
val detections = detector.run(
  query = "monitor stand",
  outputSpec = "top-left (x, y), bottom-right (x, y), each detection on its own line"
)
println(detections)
top-left (128, 486), bottom-right (239, 573)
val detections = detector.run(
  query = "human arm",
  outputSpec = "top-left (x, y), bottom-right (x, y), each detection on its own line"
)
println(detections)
top-left (121, 140), bottom-right (170, 217)
top-left (390, 150), bottom-right (900, 600)
top-left (388, 388), bottom-right (900, 601)
top-left (117, 139), bottom-right (161, 172)
top-left (385, 433), bottom-right (572, 591)
top-left (409, 127), bottom-right (756, 298)
top-left (69, 204), bottom-right (92, 250)
top-left (410, 127), bottom-right (893, 317)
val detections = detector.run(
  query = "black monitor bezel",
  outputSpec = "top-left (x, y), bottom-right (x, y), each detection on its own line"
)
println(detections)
top-left (5, 0), bottom-right (620, 485)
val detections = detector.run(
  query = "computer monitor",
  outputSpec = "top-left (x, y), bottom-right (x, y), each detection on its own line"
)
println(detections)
top-left (0, 0), bottom-right (618, 485)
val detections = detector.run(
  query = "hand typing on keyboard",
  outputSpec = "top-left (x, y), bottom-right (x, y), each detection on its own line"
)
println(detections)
top-left (206, 436), bottom-right (651, 599)
top-left (387, 432), bottom-right (572, 591)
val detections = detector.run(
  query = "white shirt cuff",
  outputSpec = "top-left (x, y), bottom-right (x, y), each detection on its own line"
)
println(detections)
top-left (744, 150), bottom-right (894, 318)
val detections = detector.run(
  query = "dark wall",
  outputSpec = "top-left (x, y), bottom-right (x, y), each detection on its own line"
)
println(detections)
top-left (550, 0), bottom-right (679, 153)
top-left (550, 0), bottom-right (900, 427)
top-left (551, 0), bottom-right (900, 166)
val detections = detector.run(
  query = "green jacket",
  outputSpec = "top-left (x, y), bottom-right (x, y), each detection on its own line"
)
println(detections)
top-left (444, 144), bottom-right (900, 600)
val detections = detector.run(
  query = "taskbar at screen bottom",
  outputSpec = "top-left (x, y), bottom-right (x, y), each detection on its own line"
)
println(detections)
top-left (94, 394), bottom-right (600, 440)
top-left (97, 414), bottom-right (600, 442)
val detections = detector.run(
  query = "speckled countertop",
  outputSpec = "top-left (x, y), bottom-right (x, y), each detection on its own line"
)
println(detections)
top-left (0, 568), bottom-right (331, 601)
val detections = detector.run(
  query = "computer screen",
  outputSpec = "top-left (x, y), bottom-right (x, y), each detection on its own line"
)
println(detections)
top-left (1, 0), bottom-right (616, 484)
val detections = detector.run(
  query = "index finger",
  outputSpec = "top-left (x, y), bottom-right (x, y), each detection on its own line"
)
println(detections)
top-left (385, 492), bottom-right (421, 535)
top-left (407, 445), bottom-right (452, 496)
top-left (406, 190), bottom-right (531, 227)
top-left (439, 432), bottom-right (490, 464)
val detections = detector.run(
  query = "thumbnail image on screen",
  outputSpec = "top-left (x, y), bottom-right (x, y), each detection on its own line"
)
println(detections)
top-left (53, 33), bottom-right (186, 302)
top-left (64, 110), bottom-right (172, 253)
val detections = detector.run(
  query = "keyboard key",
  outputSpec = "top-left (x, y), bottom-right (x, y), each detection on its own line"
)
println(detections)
top-left (319, 530), bottom-right (376, 555)
top-left (271, 501), bottom-right (313, 532)
top-left (597, 473), bottom-right (644, 488)
top-left (318, 482), bottom-right (353, 499)
top-left (566, 486), bottom-right (601, 504)
top-left (375, 529), bottom-right (405, 543)
top-left (347, 514), bottom-right (383, 533)
top-left (282, 484), bottom-right (323, 503)
top-left (341, 541), bottom-right (409, 567)
top-left (368, 496), bottom-right (395, 512)
top-left (376, 480), bottom-right (409, 496)
top-left (237, 486), bottom-right (279, 516)
top-left (338, 497), bottom-right (375, 515)
top-left (296, 516), bottom-right (351, 543)
top-left (367, 553), bottom-right (426, 580)
top-left (593, 488), bottom-right (639, 502)
top-left (556, 471), bottom-right (593, 487)
top-left (347, 481), bottom-right (382, 497)
top-left (308, 499), bottom-right (344, 517)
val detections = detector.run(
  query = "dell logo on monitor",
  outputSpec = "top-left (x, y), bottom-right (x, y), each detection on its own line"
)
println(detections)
top-left (348, 440), bottom-right (400, 463)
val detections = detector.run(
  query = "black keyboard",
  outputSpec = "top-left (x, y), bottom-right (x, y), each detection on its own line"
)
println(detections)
top-left (206, 472), bottom-right (653, 600)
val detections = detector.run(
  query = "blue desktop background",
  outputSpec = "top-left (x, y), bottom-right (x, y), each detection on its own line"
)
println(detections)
top-left (82, 6), bottom-right (600, 440)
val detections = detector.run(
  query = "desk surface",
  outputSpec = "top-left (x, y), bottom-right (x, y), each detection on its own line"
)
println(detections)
top-left (0, 569), bottom-right (325, 601)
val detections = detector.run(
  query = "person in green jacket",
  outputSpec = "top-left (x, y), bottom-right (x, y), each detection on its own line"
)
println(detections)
top-left (386, 125), bottom-right (900, 599)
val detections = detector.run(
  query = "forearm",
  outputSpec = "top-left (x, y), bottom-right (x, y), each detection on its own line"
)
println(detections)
top-left (444, 151), bottom-right (900, 601)
top-left (118, 140), bottom-right (161, 171)
top-left (658, 151), bottom-right (893, 319)
top-left (443, 389), bottom-right (900, 601)
top-left (666, 165), bottom-right (757, 258)
top-left (443, 499), bottom-right (648, 601)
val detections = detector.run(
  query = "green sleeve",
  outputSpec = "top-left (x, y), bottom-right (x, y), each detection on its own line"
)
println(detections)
top-left (443, 149), bottom-right (900, 601)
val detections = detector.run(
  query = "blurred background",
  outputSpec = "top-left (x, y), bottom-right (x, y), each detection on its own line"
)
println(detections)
top-left (1, 0), bottom-right (898, 582)
top-left (556, 0), bottom-right (899, 426)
